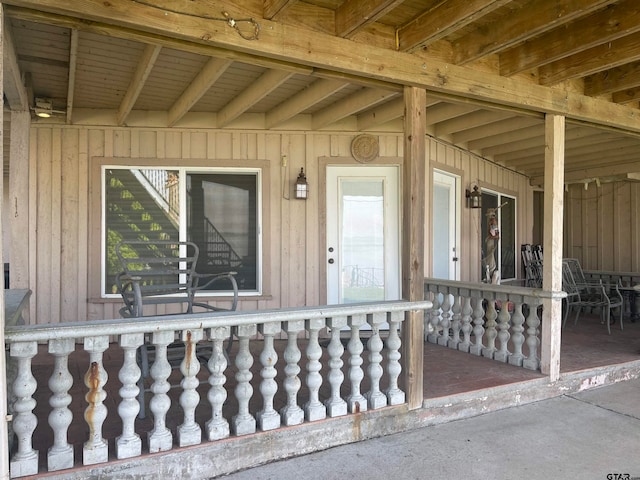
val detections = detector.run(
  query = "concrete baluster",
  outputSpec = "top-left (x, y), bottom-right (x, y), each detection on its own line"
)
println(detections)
top-left (494, 295), bottom-right (512, 362)
top-left (346, 314), bottom-right (367, 413)
top-left (523, 300), bottom-right (541, 371)
top-left (47, 338), bottom-right (75, 471)
top-left (448, 293), bottom-right (462, 349)
top-left (206, 326), bottom-right (231, 440)
top-left (365, 312), bottom-right (387, 409)
top-left (178, 328), bottom-right (203, 447)
top-left (458, 295), bottom-right (473, 353)
top-left (438, 292), bottom-right (452, 346)
top-left (280, 320), bottom-right (305, 426)
top-left (482, 295), bottom-right (498, 359)
top-left (116, 333), bottom-right (143, 459)
top-left (83, 336), bottom-right (109, 465)
top-left (233, 324), bottom-right (257, 435)
top-left (148, 330), bottom-right (174, 453)
top-left (9, 341), bottom-right (39, 477)
top-left (385, 310), bottom-right (405, 405)
top-left (304, 317), bottom-right (327, 421)
top-left (257, 322), bottom-right (281, 431)
top-left (509, 301), bottom-right (526, 367)
top-left (469, 295), bottom-right (485, 356)
top-left (324, 316), bottom-right (347, 417)
top-left (427, 291), bottom-right (442, 343)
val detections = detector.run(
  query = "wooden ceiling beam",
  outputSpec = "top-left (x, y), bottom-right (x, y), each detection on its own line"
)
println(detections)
top-left (500, 0), bottom-right (640, 76)
top-left (217, 69), bottom-right (293, 127)
top-left (264, 0), bottom-right (298, 20)
top-left (458, 117), bottom-right (542, 146)
top-left (312, 88), bottom-right (397, 129)
top-left (485, 127), bottom-right (610, 157)
top-left (266, 78), bottom-right (348, 128)
top-left (397, 0), bottom-right (509, 52)
top-left (507, 139), bottom-right (640, 168)
top-left (2, 20), bottom-right (29, 110)
top-left (469, 123), bottom-right (543, 152)
top-left (435, 109), bottom-right (511, 136)
top-left (452, 0), bottom-right (612, 65)
top-left (539, 31), bottom-right (640, 86)
top-left (425, 103), bottom-right (477, 126)
top-left (584, 61), bottom-right (640, 96)
top-left (167, 57), bottom-right (232, 127)
top-left (117, 44), bottom-right (161, 125)
top-left (6, 1), bottom-right (640, 135)
top-left (357, 97), bottom-right (404, 130)
top-left (613, 87), bottom-right (640, 104)
top-left (335, 0), bottom-right (402, 38)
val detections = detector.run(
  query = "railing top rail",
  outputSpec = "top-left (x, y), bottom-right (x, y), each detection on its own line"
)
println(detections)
top-left (5, 300), bottom-right (432, 343)
top-left (424, 277), bottom-right (566, 300)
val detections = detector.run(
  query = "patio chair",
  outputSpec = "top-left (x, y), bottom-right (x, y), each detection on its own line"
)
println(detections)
top-left (115, 240), bottom-right (239, 418)
top-left (561, 259), bottom-right (623, 334)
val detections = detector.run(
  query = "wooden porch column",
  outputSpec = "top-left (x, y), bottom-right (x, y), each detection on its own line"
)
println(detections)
top-left (0, 5), bottom-right (9, 479)
top-left (401, 86), bottom-right (426, 409)
top-left (9, 111), bottom-right (30, 291)
top-left (541, 114), bottom-right (565, 381)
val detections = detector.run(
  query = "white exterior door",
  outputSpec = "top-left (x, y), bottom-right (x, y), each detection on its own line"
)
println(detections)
top-left (326, 165), bottom-right (400, 305)
top-left (432, 170), bottom-right (460, 280)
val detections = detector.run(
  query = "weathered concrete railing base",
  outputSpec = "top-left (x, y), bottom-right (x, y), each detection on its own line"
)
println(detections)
top-left (5, 300), bottom-right (431, 479)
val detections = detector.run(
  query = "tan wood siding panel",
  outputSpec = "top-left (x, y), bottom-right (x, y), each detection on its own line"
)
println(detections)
top-left (28, 125), bottom-right (535, 323)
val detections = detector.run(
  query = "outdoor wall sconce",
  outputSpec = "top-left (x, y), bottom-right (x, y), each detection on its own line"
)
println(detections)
top-left (465, 185), bottom-right (482, 208)
top-left (295, 168), bottom-right (309, 199)
top-left (34, 97), bottom-right (53, 118)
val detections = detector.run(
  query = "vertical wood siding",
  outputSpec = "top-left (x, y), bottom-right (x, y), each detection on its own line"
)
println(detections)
top-left (26, 125), bottom-right (534, 324)
top-left (564, 182), bottom-right (640, 272)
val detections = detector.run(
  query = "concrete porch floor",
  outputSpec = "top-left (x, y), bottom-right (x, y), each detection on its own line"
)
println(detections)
top-left (22, 312), bottom-right (640, 475)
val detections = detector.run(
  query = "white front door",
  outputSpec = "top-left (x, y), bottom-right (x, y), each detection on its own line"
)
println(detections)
top-left (326, 165), bottom-right (400, 305)
top-left (432, 170), bottom-right (460, 280)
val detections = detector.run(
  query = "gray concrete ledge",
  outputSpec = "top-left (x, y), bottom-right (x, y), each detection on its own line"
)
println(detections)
top-left (30, 359), bottom-right (640, 480)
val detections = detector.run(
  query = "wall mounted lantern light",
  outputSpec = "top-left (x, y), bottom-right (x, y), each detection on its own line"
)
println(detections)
top-left (295, 168), bottom-right (309, 199)
top-left (465, 185), bottom-right (482, 208)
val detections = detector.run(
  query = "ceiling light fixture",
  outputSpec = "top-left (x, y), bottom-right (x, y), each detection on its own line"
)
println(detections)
top-left (34, 97), bottom-right (53, 118)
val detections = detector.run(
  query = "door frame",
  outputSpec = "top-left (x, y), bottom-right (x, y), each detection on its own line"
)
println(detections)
top-left (431, 169), bottom-right (461, 280)
top-left (319, 156), bottom-right (403, 304)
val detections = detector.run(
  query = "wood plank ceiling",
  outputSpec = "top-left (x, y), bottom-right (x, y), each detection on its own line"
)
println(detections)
top-left (3, 0), bottom-right (640, 186)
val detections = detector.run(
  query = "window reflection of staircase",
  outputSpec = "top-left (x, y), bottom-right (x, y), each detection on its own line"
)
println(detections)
top-left (200, 218), bottom-right (243, 270)
top-left (107, 169), bottom-right (179, 244)
top-left (107, 169), bottom-right (242, 274)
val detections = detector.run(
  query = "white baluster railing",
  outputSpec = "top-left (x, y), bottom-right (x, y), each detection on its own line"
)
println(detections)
top-left (4, 300), bottom-right (430, 478)
top-left (424, 279), bottom-right (561, 372)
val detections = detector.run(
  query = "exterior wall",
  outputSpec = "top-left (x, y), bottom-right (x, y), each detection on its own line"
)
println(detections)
top-left (564, 182), bottom-right (640, 271)
top-left (427, 140), bottom-right (534, 283)
top-left (22, 124), bottom-right (534, 324)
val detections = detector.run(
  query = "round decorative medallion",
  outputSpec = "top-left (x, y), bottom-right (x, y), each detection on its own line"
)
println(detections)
top-left (351, 134), bottom-right (379, 163)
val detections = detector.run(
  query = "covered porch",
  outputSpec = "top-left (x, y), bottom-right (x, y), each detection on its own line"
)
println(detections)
top-left (5, 279), bottom-right (640, 478)
top-left (3, 0), bottom-right (640, 479)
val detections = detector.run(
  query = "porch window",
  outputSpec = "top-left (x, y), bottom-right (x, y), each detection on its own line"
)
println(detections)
top-left (480, 190), bottom-right (516, 283)
top-left (103, 167), bottom-right (261, 296)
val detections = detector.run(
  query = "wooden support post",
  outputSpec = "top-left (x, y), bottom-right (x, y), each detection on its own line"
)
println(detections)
top-left (0, 6), bottom-right (10, 478)
top-left (9, 111), bottom-right (30, 291)
top-left (541, 114), bottom-right (565, 381)
top-left (401, 86), bottom-right (426, 409)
